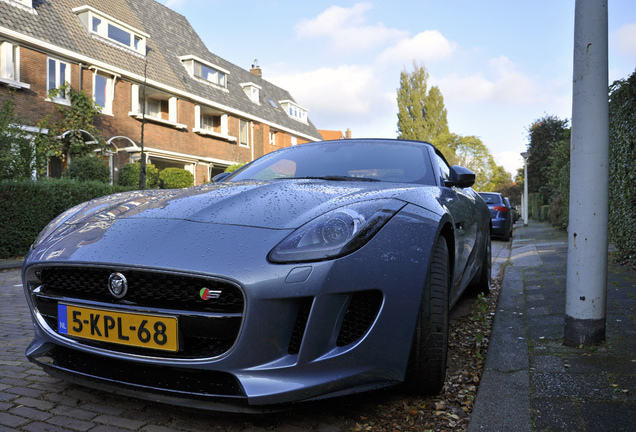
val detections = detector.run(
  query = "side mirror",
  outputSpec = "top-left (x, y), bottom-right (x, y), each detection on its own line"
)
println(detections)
top-left (445, 165), bottom-right (475, 188)
top-left (212, 172), bottom-right (232, 183)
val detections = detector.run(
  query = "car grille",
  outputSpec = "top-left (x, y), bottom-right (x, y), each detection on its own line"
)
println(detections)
top-left (29, 266), bottom-right (244, 359)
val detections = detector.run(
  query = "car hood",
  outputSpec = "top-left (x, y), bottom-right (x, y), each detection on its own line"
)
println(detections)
top-left (62, 180), bottom-right (434, 230)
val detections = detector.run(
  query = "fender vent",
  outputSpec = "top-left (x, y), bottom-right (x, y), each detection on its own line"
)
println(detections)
top-left (288, 297), bottom-right (313, 355)
top-left (337, 290), bottom-right (383, 347)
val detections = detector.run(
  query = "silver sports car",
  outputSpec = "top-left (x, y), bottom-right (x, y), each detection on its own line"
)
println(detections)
top-left (22, 139), bottom-right (491, 412)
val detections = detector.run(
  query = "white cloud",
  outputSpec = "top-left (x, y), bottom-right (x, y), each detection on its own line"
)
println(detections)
top-left (295, 3), bottom-right (407, 52)
top-left (165, 0), bottom-right (185, 7)
top-left (494, 151), bottom-right (525, 177)
top-left (269, 65), bottom-right (395, 130)
top-left (435, 56), bottom-right (538, 104)
top-left (614, 22), bottom-right (636, 60)
top-left (377, 30), bottom-right (457, 65)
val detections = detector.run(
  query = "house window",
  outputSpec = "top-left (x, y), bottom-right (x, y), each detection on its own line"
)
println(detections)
top-left (93, 73), bottom-right (113, 114)
top-left (144, 97), bottom-right (164, 119)
top-left (193, 62), bottom-right (226, 87)
top-left (291, 136), bottom-right (297, 146)
top-left (107, 24), bottom-right (131, 46)
top-left (180, 56), bottom-right (229, 89)
top-left (47, 58), bottom-right (70, 102)
top-left (241, 83), bottom-right (261, 104)
top-left (74, 6), bottom-right (147, 55)
top-left (269, 131), bottom-right (276, 146)
top-left (239, 120), bottom-right (249, 147)
top-left (280, 100), bottom-right (308, 124)
top-left (0, 42), bottom-right (17, 81)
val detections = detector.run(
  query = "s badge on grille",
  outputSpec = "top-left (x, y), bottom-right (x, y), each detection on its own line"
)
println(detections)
top-left (108, 273), bottom-right (128, 299)
top-left (200, 288), bottom-right (222, 300)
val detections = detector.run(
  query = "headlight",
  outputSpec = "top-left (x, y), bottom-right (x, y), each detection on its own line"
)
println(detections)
top-left (269, 199), bottom-right (405, 263)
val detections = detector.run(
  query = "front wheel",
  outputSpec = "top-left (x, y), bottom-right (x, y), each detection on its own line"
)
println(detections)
top-left (404, 237), bottom-right (450, 395)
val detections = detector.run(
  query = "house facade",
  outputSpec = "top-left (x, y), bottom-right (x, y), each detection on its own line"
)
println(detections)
top-left (0, 0), bottom-right (323, 184)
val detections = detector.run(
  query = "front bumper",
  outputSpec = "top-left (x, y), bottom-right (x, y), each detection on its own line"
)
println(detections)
top-left (23, 205), bottom-right (440, 408)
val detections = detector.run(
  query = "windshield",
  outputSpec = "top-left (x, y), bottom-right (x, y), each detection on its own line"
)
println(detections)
top-left (229, 140), bottom-right (436, 185)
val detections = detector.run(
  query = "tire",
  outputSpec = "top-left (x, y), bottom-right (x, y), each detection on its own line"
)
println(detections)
top-left (404, 237), bottom-right (450, 395)
top-left (501, 222), bottom-right (512, 242)
top-left (468, 232), bottom-right (491, 296)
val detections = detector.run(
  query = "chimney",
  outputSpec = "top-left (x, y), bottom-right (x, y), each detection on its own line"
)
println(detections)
top-left (250, 59), bottom-right (262, 78)
top-left (345, 128), bottom-right (352, 139)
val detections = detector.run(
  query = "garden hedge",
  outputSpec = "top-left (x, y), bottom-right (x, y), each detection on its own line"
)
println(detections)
top-left (608, 70), bottom-right (636, 265)
top-left (0, 179), bottom-right (133, 259)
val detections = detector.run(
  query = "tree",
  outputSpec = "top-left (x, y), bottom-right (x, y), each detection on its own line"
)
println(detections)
top-left (526, 115), bottom-right (569, 197)
top-left (397, 62), bottom-right (449, 142)
top-left (0, 92), bottom-right (36, 180)
top-left (34, 84), bottom-right (106, 176)
top-left (433, 133), bottom-right (506, 191)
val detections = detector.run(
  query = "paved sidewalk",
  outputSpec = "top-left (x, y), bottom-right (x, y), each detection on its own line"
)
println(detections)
top-left (469, 221), bottom-right (636, 431)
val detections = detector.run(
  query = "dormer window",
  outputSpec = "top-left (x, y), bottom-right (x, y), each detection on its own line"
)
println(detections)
top-left (74, 6), bottom-right (148, 55)
top-left (279, 100), bottom-right (308, 124)
top-left (240, 83), bottom-right (261, 104)
top-left (5, 0), bottom-right (36, 14)
top-left (180, 55), bottom-right (229, 89)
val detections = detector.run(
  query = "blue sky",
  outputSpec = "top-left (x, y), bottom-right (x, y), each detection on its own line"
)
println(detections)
top-left (157, 0), bottom-right (636, 176)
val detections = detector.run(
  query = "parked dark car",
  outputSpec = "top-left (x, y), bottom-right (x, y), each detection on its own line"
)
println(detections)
top-left (22, 139), bottom-right (492, 412)
top-left (506, 198), bottom-right (520, 223)
top-left (478, 192), bottom-right (514, 241)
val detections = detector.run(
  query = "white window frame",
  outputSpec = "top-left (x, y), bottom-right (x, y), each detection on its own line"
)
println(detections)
top-left (193, 105), bottom-right (235, 142)
top-left (92, 71), bottom-right (115, 115)
top-left (279, 100), bottom-right (309, 124)
top-left (291, 136), bottom-right (298, 146)
top-left (0, 42), bottom-right (29, 89)
top-left (128, 84), bottom-right (186, 129)
top-left (179, 55), bottom-right (230, 90)
top-left (46, 57), bottom-right (70, 105)
top-left (73, 6), bottom-right (148, 55)
top-left (240, 83), bottom-right (261, 104)
top-left (239, 119), bottom-right (250, 148)
top-left (269, 131), bottom-right (277, 146)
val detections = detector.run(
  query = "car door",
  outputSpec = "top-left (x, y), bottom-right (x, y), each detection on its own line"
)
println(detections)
top-left (434, 152), bottom-right (479, 301)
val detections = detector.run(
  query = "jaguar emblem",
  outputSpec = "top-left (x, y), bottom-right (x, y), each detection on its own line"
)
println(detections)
top-left (108, 273), bottom-right (128, 299)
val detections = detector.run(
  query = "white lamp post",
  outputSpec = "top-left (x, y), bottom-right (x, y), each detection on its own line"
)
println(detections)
top-left (520, 152), bottom-right (530, 226)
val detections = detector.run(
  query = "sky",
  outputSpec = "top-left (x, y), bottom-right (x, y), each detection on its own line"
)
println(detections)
top-left (157, 0), bottom-right (636, 177)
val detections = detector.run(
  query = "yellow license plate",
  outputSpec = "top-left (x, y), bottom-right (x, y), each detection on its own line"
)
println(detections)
top-left (57, 304), bottom-right (179, 352)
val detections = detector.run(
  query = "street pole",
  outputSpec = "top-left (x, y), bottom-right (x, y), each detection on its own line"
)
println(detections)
top-left (521, 152), bottom-right (529, 226)
top-left (564, 0), bottom-right (609, 346)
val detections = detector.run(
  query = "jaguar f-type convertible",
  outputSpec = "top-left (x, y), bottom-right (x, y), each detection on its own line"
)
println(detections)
top-left (22, 139), bottom-right (491, 412)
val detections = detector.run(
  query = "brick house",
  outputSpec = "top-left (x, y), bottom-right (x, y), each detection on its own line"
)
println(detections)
top-left (0, 0), bottom-right (323, 184)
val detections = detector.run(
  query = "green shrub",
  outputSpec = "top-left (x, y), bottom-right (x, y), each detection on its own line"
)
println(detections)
top-left (62, 156), bottom-right (111, 183)
top-left (609, 70), bottom-right (636, 265)
top-left (541, 205), bottom-right (550, 222)
top-left (117, 161), bottom-right (159, 189)
top-left (528, 193), bottom-right (543, 220)
top-left (159, 168), bottom-right (194, 189)
top-left (225, 163), bottom-right (245, 173)
top-left (0, 179), bottom-right (133, 258)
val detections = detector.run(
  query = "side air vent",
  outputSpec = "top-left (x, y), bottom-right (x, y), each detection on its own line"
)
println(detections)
top-left (288, 297), bottom-right (313, 355)
top-left (336, 290), bottom-right (383, 347)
